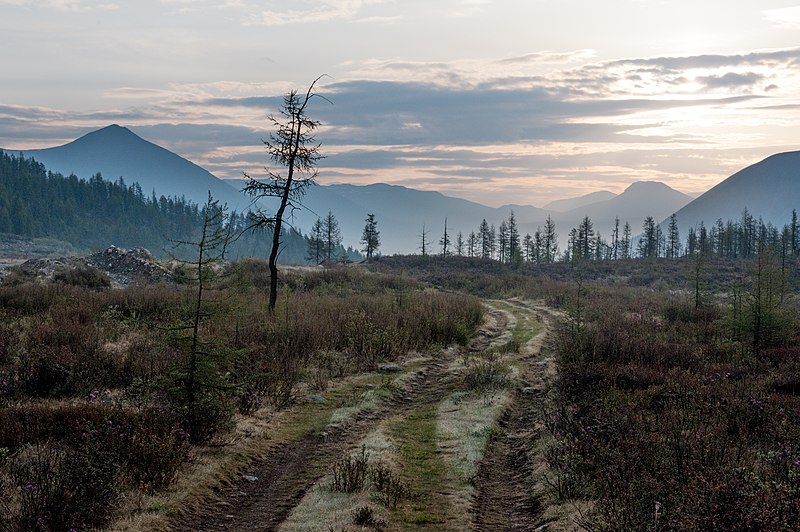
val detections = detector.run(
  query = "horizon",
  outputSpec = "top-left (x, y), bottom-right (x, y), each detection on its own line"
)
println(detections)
top-left (3, 1), bottom-right (800, 206)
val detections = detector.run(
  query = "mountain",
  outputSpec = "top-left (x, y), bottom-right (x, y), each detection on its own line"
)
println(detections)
top-left (669, 151), bottom-right (800, 232)
top-left (10, 125), bottom-right (551, 254)
top-left (12, 125), bottom-right (251, 212)
top-left (0, 150), bottom-right (315, 262)
top-left (307, 183), bottom-right (548, 254)
top-left (559, 181), bottom-right (693, 236)
top-left (544, 190), bottom-right (617, 212)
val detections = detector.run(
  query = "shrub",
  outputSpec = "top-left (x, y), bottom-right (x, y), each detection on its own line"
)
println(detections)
top-left (352, 505), bottom-right (386, 529)
top-left (463, 356), bottom-right (510, 394)
top-left (116, 406), bottom-right (190, 492)
top-left (331, 446), bottom-right (370, 493)
top-left (53, 265), bottom-right (111, 289)
top-left (369, 461), bottom-right (411, 509)
top-left (4, 442), bottom-right (119, 531)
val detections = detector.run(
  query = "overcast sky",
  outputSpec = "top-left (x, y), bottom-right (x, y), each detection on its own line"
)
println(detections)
top-left (3, 0), bottom-right (800, 206)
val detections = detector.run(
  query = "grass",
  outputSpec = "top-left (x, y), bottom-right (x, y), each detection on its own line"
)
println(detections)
top-left (389, 404), bottom-right (449, 527)
top-left (487, 299), bottom-right (544, 352)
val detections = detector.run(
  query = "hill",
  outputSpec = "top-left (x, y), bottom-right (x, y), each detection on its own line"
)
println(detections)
top-left (543, 190), bottom-right (616, 212)
top-left (560, 181), bottom-right (693, 237)
top-left (12, 125), bottom-right (252, 213)
top-left (669, 150), bottom-right (800, 232)
top-left (0, 151), bottom-right (318, 262)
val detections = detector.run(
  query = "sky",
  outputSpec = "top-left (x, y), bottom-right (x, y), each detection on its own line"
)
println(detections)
top-left (2, 0), bottom-right (800, 207)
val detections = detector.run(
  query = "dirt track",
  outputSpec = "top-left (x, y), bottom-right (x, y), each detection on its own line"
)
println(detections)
top-left (171, 301), bottom-right (556, 531)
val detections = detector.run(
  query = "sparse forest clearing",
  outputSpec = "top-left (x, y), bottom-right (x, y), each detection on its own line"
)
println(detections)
top-left (2, 253), bottom-right (800, 531)
top-left (169, 297), bottom-right (561, 531)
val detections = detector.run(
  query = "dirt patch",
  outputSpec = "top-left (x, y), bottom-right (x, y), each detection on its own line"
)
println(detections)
top-left (171, 307), bottom-right (511, 531)
top-left (171, 354), bottom-right (466, 531)
top-left (471, 303), bottom-right (557, 532)
top-left (8, 246), bottom-right (173, 287)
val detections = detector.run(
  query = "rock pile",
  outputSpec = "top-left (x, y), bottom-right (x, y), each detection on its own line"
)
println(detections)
top-left (9, 246), bottom-right (173, 288)
top-left (86, 246), bottom-right (173, 287)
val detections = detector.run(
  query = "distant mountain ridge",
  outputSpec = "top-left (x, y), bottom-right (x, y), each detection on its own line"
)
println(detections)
top-left (14, 124), bottom-right (797, 256)
top-left (13, 125), bottom-right (252, 212)
top-left (544, 190), bottom-right (617, 212)
top-left (669, 150), bottom-right (800, 233)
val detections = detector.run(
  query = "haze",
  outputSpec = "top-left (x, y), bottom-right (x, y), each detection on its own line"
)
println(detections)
top-left (3, 0), bottom-right (800, 206)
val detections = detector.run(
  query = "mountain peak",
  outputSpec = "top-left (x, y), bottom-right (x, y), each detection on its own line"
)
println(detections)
top-left (79, 124), bottom-right (141, 143)
top-left (622, 181), bottom-right (674, 194)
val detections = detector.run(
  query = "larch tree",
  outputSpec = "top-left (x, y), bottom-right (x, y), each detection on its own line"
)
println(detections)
top-left (419, 224), bottom-right (430, 256)
top-left (243, 76), bottom-right (328, 312)
top-left (322, 210), bottom-right (342, 262)
top-left (440, 218), bottom-right (451, 256)
top-left (306, 217), bottom-right (324, 265)
top-left (361, 213), bottom-right (380, 259)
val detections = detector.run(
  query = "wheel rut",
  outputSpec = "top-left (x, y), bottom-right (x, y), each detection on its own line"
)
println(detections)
top-left (472, 302), bottom-right (556, 532)
top-left (171, 307), bottom-right (509, 532)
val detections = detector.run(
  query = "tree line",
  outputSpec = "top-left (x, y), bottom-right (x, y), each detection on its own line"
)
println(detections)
top-left (420, 207), bottom-right (800, 264)
top-left (0, 151), bottom-right (361, 264)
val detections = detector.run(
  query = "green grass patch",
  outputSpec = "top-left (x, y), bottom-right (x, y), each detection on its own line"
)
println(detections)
top-left (488, 300), bottom-right (543, 352)
top-left (390, 404), bottom-right (449, 527)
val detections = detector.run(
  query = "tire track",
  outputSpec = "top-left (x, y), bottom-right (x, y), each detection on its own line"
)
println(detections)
top-left (171, 308), bottom-right (509, 531)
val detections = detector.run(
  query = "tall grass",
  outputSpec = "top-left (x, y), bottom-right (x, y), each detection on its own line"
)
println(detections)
top-left (0, 262), bottom-right (483, 525)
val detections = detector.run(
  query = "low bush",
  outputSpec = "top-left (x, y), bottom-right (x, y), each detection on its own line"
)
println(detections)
top-left (331, 446), bottom-right (370, 493)
top-left (2, 442), bottom-right (119, 531)
top-left (370, 461), bottom-right (411, 509)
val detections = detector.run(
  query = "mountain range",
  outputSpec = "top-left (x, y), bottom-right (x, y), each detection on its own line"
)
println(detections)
top-left (5, 125), bottom-right (799, 254)
top-left (669, 151), bottom-right (800, 236)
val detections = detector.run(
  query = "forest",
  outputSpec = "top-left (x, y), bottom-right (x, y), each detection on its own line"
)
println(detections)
top-left (0, 152), bottom-right (360, 264)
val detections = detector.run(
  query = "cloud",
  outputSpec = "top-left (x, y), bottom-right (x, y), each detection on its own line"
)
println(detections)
top-left (763, 6), bottom-right (800, 29)
top-left (695, 72), bottom-right (764, 90)
top-left (5, 0), bottom-right (120, 11)
top-left (243, 0), bottom-right (367, 26)
top-left (496, 50), bottom-right (597, 65)
top-left (3, 46), bottom-right (800, 207)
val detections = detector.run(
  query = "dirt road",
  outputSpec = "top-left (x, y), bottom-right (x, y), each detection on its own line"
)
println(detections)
top-left (171, 300), bottom-right (557, 531)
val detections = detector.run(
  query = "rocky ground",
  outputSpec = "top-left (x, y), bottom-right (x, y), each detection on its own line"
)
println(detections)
top-left (0, 245), bottom-right (173, 287)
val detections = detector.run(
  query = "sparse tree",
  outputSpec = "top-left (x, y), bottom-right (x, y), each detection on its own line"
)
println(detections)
top-left (467, 231), bottom-right (477, 257)
top-left (361, 213), bottom-right (380, 259)
top-left (611, 216), bottom-right (620, 260)
top-left (419, 224), bottom-right (430, 256)
top-left (440, 218), bottom-right (451, 256)
top-left (621, 221), bottom-right (632, 259)
top-left (306, 218), bottom-right (324, 264)
top-left (243, 77), bottom-right (327, 312)
top-left (171, 193), bottom-right (236, 443)
top-left (479, 219), bottom-right (491, 259)
top-left (667, 213), bottom-right (681, 259)
top-left (523, 232), bottom-right (534, 263)
top-left (498, 220), bottom-right (508, 263)
top-left (543, 215), bottom-right (558, 263)
top-left (455, 231), bottom-right (464, 256)
top-left (639, 216), bottom-right (657, 258)
top-left (322, 210), bottom-right (342, 262)
top-left (507, 210), bottom-right (522, 265)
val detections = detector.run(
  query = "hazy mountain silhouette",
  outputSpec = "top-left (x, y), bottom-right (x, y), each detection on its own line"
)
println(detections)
top-left (558, 181), bottom-right (693, 237)
top-left (14, 125), bottom-right (252, 212)
top-left (669, 151), bottom-right (800, 232)
top-left (301, 183), bottom-right (548, 254)
top-left (544, 190), bottom-right (616, 212)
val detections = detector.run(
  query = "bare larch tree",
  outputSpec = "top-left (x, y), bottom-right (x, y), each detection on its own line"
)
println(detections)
top-left (243, 76), bottom-right (327, 312)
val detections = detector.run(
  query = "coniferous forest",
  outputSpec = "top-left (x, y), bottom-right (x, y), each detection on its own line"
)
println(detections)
top-left (0, 152), bottom-right (359, 263)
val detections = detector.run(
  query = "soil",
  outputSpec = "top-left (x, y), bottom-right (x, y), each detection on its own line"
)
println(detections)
top-left (8, 246), bottom-right (173, 287)
top-left (170, 302), bottom-right (559, 532)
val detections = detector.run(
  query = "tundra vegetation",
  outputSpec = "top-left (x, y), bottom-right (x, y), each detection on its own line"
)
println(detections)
top-left (1, 246), bottom-right (799, 530)
top-left (0, 261), bottom-right (481, 530)
top-left (372, 253), bottom-right (800, 530)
